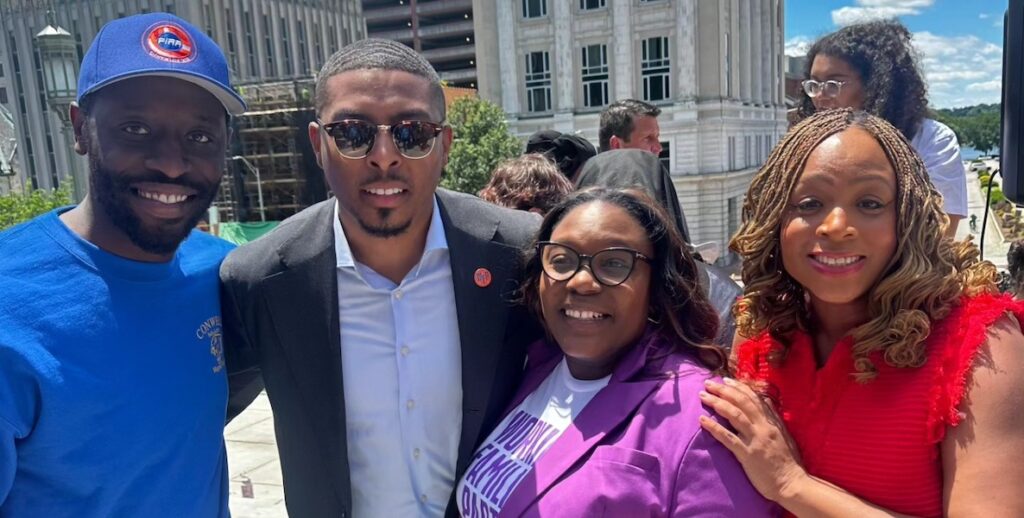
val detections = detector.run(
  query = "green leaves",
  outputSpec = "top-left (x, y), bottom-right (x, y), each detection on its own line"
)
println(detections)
top-left (0, 185), bottom-right (73, 231)
top-left (442, 96), bottom-right (521, 195)
top-left (935, 104), bottom-right (1000, 155)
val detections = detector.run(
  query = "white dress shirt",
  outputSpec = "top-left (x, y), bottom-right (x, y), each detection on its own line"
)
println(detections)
top-left (333, 198), bottom-right (463, 517)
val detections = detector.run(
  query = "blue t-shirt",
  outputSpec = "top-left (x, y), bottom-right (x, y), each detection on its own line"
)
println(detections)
top-left (0, 208), bottom-right (234, 517)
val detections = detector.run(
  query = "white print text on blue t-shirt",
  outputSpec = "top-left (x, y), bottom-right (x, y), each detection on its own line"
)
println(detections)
top-left (196, 315), bottom-right (224, 373)
top-left (460, 410), bottom-right (561, 517)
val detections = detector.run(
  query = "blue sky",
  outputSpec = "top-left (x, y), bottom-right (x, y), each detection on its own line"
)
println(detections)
top-left (786, 0), bottom-right (1009, 108)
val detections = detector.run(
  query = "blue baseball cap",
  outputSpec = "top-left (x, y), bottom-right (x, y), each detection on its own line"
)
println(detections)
top-left (77, 12), bottom-right (246, 115)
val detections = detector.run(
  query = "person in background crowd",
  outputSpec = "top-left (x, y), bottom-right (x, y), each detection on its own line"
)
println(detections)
top-left (703, 109), bottom-right (1024, 517)
top-left (478, 154), bottom-right (573, 215)
top-left (599, 99), bottom-right (663, 155)
top-left (0, 13), bottom-right (242, 517)
top-left (457, 188), bottom-right (775, 517)
top-left (798, 19), bottom-right (967, 237)
top-left (221, 38), bottom-right (541, 517)
top-left (524, 129), bottom-right (597, 181)
top-left (1007, 239), bottom-right (1024, 299)
top-left (577, 149), bottom-right (741, 348)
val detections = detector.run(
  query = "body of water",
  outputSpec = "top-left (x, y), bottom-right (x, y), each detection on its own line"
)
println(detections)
top-left (961, 145), bottom-right (1000, 161)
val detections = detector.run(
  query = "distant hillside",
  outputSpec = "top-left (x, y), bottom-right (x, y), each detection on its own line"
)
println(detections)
top-left (935, 103), bottom-right (1000, 119)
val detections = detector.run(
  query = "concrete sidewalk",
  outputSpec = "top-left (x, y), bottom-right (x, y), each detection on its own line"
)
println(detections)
top-left (226, 392), bottom-right (287, 518)
top-left (958, 159), bottom-right (1009, 269)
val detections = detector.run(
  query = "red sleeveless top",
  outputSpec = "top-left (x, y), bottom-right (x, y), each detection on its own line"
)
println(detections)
top-left (734, 294), bottom-right (1024, 517)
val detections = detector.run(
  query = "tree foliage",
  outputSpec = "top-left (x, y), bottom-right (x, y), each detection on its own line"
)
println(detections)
top-left (442, 96), bottom-right (522, 195)
top-left (0, 185), bottom-right (73, 231)
top-left (935, 104), bottom-right (1001, 154)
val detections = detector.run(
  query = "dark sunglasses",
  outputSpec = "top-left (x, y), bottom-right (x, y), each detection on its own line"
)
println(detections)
top-left (537, 241), bottom-right (651, 287)
top-left (317, 119), bottom-right (445, 159)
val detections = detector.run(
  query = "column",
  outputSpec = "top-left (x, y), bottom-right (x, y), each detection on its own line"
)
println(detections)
top-left (739, 0), bottom-right (751, 103)
top-left (751, 0), bottom-right (764, 105)
top-left (612, 0), bottom-right (634, 100)
top-left (552, 0), bottom-right (574, 112)
top-left (761, 0), bottom-right (774, 104)
top-left (496, 1), bottom-right (519, 115)
top-left (676, 0), bottom-right (697, 102)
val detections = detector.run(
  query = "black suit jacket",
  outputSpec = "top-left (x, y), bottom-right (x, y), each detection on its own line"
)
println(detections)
top-left (221, 189), bottom-right (542, 518)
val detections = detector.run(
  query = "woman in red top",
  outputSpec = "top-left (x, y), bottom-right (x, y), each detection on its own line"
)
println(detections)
top-left (699, 109), bottom-right (1024, 517)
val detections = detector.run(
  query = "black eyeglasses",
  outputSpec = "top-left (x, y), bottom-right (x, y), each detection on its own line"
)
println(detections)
top-left (317, 119), bottom-right (445, 159)
top-left (801, 79), bottom-right (847, 99)
top-left (538, 241), bottom-right (651, 287)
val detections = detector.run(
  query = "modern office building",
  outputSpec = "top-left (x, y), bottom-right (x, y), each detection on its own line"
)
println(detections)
top-left (0, 0), bottom-right (365, 194)
top-left (474, 0), bottom-right (788, 260)
top-left (362, 0), bottom-right (477, 88)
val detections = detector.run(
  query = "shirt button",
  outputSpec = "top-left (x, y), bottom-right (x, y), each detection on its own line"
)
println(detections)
top-left (420, 494), bottom-right (428, 503)
top-left (394, 289), bottom-right (403, 300)
top-left (400, 346), bottom-right (410, 357)
top-left (413, 448), bottom-right (421, 459)
top-left (407, 399), bottom-right (415, 410)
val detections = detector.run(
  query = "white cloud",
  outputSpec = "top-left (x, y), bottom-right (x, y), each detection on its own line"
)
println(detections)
top-left (913, 31), bottom-right (1003, 107)
top-left (966, 80), bottom-right (1002, 92)
top-left (980, 13), bottom-right (991, 20)
top-left (831, 0), bottom-right (935, 26)
top-left (785, 36), bottom-right (813, 57)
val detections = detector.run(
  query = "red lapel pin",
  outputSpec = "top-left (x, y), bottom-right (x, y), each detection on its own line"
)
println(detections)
top-left (474, 268), bottom-right (492, 288)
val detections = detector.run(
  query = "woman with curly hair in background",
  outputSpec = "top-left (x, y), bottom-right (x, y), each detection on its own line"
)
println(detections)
top-left (699, 109), bottom-right (1024, 517)
top-left (798, 20), bottom-right (968, 237)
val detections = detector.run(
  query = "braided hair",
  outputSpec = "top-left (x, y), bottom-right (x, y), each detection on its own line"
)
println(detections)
top-left (731, 109), bottom-right (996, 381)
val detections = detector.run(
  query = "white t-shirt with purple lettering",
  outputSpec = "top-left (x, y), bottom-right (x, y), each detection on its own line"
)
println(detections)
top-left (456, 358), bottom-right (610, 518)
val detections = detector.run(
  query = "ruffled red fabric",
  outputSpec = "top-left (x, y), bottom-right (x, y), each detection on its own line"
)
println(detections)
top-left (733, 293), bottom-right (1024, 517)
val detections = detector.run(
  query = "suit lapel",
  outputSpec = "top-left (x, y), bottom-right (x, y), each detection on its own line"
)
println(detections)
top-left (498, 377), bottom-right (663, 516)
top-left (438, 192), bottom-right (524, 477)
top-left (260, 200), bottom-right (350, 508)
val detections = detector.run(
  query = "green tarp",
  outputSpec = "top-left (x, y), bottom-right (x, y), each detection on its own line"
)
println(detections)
top-left (217, 221), bottom-right (280, 245)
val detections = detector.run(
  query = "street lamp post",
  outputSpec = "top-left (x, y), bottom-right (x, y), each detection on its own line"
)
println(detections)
top-left (230, 156), bottom-right (266, 222)
top-left (35, 21), bottom-right (84, 201)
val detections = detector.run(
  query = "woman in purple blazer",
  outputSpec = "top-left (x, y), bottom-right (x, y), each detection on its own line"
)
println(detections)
top-left (456, 188), bottom-right (776, 517)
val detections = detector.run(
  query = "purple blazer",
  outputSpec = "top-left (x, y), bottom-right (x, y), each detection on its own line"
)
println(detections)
top-left (492, 330), bottom-right (778, 517)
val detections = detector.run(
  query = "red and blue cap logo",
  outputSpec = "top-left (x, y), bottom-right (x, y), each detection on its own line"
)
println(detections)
top-left (144, 23), bottom-right (196, 63)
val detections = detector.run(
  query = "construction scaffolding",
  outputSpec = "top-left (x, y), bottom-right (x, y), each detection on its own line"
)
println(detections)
top-left (214, 79), bottom-right (326, 223)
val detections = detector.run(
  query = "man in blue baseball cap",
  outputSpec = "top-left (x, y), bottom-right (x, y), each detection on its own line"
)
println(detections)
top-left (0, 12), bottom-right (243, 517)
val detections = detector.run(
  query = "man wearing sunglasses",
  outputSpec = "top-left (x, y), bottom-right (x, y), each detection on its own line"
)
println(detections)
top-left (220, 38), bottom-right (541, 518)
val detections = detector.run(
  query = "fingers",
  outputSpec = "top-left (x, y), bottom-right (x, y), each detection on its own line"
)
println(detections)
top-left (699, 389), bottom-right (755, 435)
top-left (704, 378), bottom-right (768, 418)
top-left (699, 414), bottom-right (745, 455)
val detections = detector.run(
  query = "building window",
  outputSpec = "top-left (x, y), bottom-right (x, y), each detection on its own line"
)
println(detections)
top-left (524, 51), bottom-right (552, 113)
top-left (728, 136), bottom-right (736, 170)
top-left (165, 4), bottom-right (175, 14)
top-left (296, 20), bottom-right (309, 74)
top-left (72, 20), bottom-right (84, 60)
top-left (225, 8), bottom-right (238, 75)
top-left (581, 44), bottom-right (608, 108)
top-left (329, 26), bottom-right (338, 54)
top-left (263, 14), bottom-right (274, 74)
top-left (727, 196), bottom-right (740, 240)
top-left (244, 11), bottom-right (257, 77)
top-left (523, 0), bottom-right (547, 19)
top-left (744, 135), bottom-right (752, 167)
top-left (0, 62), bottom-right (4, 77)
top-left (281, 17), bottom-right (293, 75)
top-left (580, 0), bottom-right (605, 9)
top-left (659, 141), bottom-right (670, 171)
top-left (641, 36), bottom-right (670, 102)
top-left (314, 23), bottom-right (324, 68)
top-left (724, 32), bottom-right (732, 98)
top-left (0, 88), bottom-right (7, 105)
top-left (203, 4), bottom-right (215, 38)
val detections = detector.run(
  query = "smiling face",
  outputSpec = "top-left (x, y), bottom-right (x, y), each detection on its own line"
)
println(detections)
top-left (808, 54), bottom-right (866, 112)
top-left (74, 76), bottom-right (228, 256)
top-left (539, 201), bottom-right (654, 379)
top-left (309, 69), bottom-right (452, 239)
top-left (780, 127), bottom-right (898, 314)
